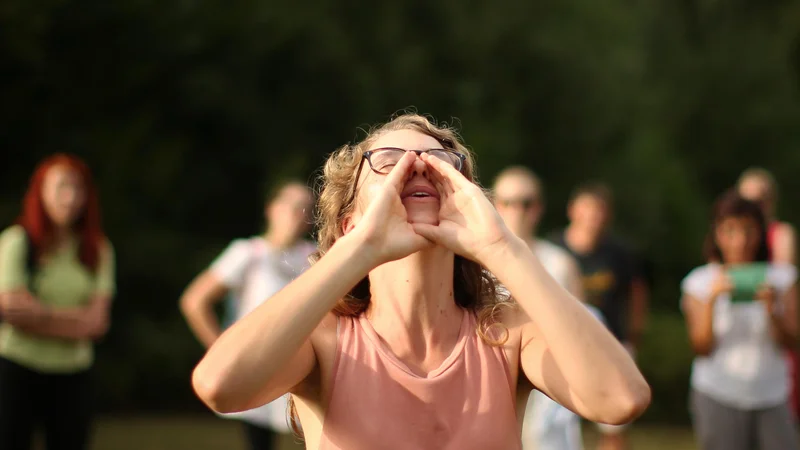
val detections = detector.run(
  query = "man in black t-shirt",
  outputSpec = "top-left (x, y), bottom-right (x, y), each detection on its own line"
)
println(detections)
top-left (549, 182), bottom-right (649, 450)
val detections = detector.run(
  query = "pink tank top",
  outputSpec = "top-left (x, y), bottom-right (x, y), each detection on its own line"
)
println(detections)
top-left (318, 311), bottom-right (521, 450)
top-left (767, 221), bottom-right (780, 262)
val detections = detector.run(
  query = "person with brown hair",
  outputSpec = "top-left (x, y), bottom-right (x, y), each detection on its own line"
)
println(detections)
top-left (191, 114), bottom-right (650, 449)
top-left (737, 168), bottom-right (795, 265)
top-left (180, 180), bottom-right (315, 450)
top-left (549, 182), bottom-right (649, 450)
top-left (493, 166), bottom-right (603, 450)
top-left (681, 190), bottom-right (797, 450)
top-left (0, 154), bottom-right (115, 450)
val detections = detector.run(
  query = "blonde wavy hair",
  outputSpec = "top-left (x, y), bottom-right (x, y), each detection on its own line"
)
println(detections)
top-left (287, 113), bottom-right (513, 436)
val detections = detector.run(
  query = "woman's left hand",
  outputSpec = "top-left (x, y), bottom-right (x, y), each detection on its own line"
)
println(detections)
top-left (756, 283), bottom-right (778, 316)
top-left (412, 153), bottom-right (514, 265)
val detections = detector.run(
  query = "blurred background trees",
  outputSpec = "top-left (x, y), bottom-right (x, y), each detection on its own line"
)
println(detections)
top-left (2, 0), bottom-right (799, 423)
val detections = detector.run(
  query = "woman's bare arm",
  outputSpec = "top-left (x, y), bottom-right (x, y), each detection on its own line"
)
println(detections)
top-left (773, 224), bottom-right (796, 265)
top-left (768, 285), bottom-right (797, 348)
top-left (682, 294), bottom-right (716, 355)
top-left (0, 291), bottom-right (110, 340)
top-left (192, 152), bottom-right (429, 414)
top-left (179, 271), bottom-right (229, 348)
top-left (489, 238), bottom-right (650, 425)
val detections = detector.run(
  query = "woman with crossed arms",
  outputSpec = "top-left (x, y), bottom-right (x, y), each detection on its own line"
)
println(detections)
top-left (191, 114), bottom-right (650, 449)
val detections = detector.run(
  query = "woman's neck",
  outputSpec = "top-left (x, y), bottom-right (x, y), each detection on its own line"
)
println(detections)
top-left (565, 224), bottom-right (602, 254)
top-left (48, 226), bottom-right (73, 248)
top-left (365, 246), bottom-right (463, 373)
top-left (263, 228), bottom-right (297, 250)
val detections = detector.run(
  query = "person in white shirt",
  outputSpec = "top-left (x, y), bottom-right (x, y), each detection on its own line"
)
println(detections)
top-left (681, 190), bottom-right (798, 450)
top-left (180, 180), bottom-right (316, 450)
top-left (493, 166), bottom-right (602, 450)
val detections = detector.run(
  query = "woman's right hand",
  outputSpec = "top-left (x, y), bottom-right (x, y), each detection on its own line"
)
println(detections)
top-left (709, 271), bottom-right (733, 302)
top-left (350, 152), bottom-right (432, 266)
top-left (0, 291), bottom-right (46, 327)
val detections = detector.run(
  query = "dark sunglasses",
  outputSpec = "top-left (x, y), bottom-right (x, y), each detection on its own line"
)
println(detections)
top-left (496, 197), bottom-right (538, 210)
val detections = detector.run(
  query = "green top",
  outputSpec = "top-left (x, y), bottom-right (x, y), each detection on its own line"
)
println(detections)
top-left (0, 225), bottom-right (115, 373)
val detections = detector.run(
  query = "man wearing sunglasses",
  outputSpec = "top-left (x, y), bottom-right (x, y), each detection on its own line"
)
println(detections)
top-left (493, 166), bottom-right (601, 450)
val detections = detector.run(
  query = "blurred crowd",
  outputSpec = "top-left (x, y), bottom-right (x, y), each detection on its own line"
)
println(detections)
top-left (0, 142), bottom-right (795, 450)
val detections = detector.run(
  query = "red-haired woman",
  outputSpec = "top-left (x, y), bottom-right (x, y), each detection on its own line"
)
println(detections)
top-left (0, 154), bottom-right (115, 450)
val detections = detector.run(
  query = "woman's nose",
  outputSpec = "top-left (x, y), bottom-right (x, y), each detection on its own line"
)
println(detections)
top-left (410, 154), bottom-right (428, 176)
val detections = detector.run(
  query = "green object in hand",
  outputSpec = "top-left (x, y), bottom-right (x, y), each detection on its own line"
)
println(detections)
top-left (727, 263), bottom-right (768, 303)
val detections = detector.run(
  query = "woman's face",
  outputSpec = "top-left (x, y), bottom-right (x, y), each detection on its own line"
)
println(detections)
top-left (351, 129), bottom-right (445, 227)
top-left (738, 177), bottom-right (772, 216)
top-left (41, 165), bottom-right (87, 228)
top-left (714, 215), bottom-right (761, 264)
top-left (567, 194), bottom-right (609, 234)
top-left (267, 183), bottom-right (314, 241)
top-left (493, 174), bottom-right (541, 238)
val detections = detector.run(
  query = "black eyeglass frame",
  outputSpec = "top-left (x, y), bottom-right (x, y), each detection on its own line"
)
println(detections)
top-left (345, 147), bottom-right (467, 208)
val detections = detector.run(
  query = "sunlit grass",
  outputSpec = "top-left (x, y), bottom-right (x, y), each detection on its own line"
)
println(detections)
top-left (83, 415), bottom-right (699, 450)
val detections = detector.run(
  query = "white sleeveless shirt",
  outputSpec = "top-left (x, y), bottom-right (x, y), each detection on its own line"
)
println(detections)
top-left (209, 237), bottom-right (316, 430)
top-left (681, 263), bottom-right (797, 409)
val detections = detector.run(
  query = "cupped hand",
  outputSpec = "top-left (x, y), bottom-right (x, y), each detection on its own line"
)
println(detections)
top-left (351, 151), bottom-right (433, 266)
top-left (709, 272), bottom-right (733, 302)
top-left (755, 283), bottom-right (778, 315)
top-left (411, 153), bottom-right (514, 265)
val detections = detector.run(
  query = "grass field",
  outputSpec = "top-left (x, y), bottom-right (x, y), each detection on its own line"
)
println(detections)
top-left (78, 415), bottom-right (700, 450)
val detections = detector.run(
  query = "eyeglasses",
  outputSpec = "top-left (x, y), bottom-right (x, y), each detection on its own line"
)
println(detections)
top-left (496, 197), bottom-right (538, 210)
top-left (347, 147), bottom-right (467, 205)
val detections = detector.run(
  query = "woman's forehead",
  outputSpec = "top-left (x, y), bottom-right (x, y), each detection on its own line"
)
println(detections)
top-left (369, 129), bottom-right (443, 151)
top-left (45, 164), bottom-right (81, 183)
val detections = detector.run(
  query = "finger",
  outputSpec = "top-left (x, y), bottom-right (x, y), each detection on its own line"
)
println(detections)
top-left (421, 152), bottom-right (474, 191)
top-left (421, 157), bottom-right (454, 196)
top-left (420, 153), bottom-right (456, 192)
top-left (412, 224), bottom-right (442, 243)
top-left (384, 152), bottom-right (417, 193)
top-left (427, 162), bottom-right (452, 196)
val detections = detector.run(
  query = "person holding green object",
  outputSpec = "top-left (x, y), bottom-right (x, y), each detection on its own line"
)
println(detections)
top-left (681, 190), bottom-right (798, 450)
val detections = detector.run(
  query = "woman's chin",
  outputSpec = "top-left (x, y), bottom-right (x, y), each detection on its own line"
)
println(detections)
top-left (406, 212), bottom-right (439, 226)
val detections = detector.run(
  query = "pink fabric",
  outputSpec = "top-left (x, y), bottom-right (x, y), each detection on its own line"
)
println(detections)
top-left (318, 311), bottom-right (521, 450)
top-left (767, 222), bottom-right (800, 420)
top-left (767, 221), bottom-right (779, 262)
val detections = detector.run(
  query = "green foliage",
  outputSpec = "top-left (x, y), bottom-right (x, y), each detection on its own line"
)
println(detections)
top-left (1, 0), bottom-right (799, 421)
top-left (637, 314), bottom-right (695, 424)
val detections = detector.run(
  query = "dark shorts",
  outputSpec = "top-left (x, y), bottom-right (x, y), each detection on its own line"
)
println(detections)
top-left (690, 389), bottom-right (799, 450)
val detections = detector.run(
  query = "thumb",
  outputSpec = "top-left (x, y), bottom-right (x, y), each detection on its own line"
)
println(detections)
top-left (412, 224), bottom-right (442, 243)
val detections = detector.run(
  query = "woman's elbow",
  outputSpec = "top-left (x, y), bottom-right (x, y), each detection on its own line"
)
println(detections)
top-left (191, 362), bottom-right (243, 414)
top-left (690, 335), bottom-right (714, 357)
top-left (602, 380), bottom-right (652, 425)
top-left (179, 294), bottom-right (198, 317)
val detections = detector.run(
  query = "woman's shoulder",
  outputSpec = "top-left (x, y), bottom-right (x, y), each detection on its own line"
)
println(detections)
top-left (681, 264), bottom-right (718, 294)
top-left (225, 237), bottom-right (259, 253)
top-left (0, 225), bottom-right (27, 249)
top-left (767, 262), bottom-right (797, 290)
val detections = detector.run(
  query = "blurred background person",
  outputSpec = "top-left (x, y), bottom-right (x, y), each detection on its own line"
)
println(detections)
top-left (0, 154), bottom-right (115, 450)
top-left (737, 167), bottom-right (799, 421)
top-left (180, 180), bottom-right (315, 450)
top-left (549, 182), bottom-right (649, 450)
top-left (680, 190), bottom-right (797, 450)
top-left (737, 168), bottom-right (796, 265)
top-left (493, 166), bottom-right (602, 450)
